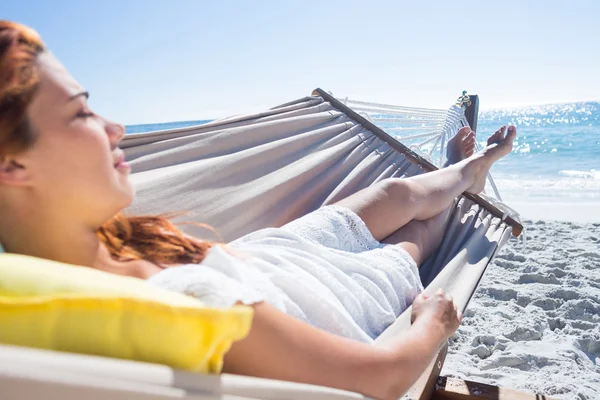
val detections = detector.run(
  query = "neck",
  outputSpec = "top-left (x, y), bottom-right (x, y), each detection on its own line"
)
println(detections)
top-left (0, 198), bottom-right (101, 267)
top-left (0, 197), bottom-right (165, 279)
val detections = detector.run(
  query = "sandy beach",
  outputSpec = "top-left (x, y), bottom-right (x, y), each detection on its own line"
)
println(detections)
top-left (444, 209), bottom-right (600, 399)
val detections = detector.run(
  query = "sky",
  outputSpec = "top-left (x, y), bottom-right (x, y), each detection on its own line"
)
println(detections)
top-left (4, 0), bottom-right (600, 124)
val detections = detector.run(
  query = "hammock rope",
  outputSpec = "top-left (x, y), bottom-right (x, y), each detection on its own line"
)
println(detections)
top-left (337, 93), bottom-right (503, 201)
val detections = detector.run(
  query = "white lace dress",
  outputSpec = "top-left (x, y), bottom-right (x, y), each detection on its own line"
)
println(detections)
top-left (148, 205), bottom-right (423, 343)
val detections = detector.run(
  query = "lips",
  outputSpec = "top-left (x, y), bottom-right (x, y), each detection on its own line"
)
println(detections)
top-left (113, 150), bottom-right (129, 169)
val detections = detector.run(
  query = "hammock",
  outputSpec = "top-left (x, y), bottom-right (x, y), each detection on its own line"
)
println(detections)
top-left (1, 89), bottom-right (524, 400)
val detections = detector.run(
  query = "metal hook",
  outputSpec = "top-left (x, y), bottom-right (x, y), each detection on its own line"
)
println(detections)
top-left (455, 90), bottom-right (472, 109)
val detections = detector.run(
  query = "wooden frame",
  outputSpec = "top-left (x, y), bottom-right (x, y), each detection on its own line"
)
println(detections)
top-left (465, 95), bottom-right (479, 133)
top-left (432, 377), bottom-right (557, 400)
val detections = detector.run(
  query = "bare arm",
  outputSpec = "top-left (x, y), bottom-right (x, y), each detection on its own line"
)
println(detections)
top-left (223, 299), bottom-right (452, 400)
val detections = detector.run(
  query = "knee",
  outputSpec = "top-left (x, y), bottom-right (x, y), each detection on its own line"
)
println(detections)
top-left (380, 178), bottom-right (421, 206)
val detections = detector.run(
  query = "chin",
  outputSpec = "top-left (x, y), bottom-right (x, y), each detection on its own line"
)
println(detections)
top-left (119, 180), bottom-right (136, 208)
top-left (106, 180), bottom-right (135, 217)
top-left (90, 179), bottom-right (136, 228)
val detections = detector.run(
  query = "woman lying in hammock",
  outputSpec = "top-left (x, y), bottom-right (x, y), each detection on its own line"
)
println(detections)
top-left (0, 21), bottom-right (516, 400)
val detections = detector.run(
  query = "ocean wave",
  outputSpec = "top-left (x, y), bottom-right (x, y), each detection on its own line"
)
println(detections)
top-left (492, 177), bottom-right (600, 200)
top-left (480, 101), bottom-right (600, 127)
top-left (558, 169), bottom-right (600, 180)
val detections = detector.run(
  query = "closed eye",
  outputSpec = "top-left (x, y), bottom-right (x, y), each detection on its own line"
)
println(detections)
top-left (75, 110), bottom-right (95, 118)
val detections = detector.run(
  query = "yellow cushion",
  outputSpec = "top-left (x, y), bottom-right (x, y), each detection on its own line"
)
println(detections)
top-left (0, 253), bottom-right (253, 373)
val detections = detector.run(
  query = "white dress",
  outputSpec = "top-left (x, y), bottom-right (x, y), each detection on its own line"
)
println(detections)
top-left (148, 205), bottom-right (423, 343)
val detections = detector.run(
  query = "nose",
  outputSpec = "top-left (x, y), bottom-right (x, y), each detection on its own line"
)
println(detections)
top-left (105, 119), bottom-right (126, 146)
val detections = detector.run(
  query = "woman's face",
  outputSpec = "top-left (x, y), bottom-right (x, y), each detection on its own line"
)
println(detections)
top-left (18, 52), bottom-right (134, 225)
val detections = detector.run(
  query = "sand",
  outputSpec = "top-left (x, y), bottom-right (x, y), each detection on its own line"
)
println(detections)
top-left (443, 219), bottom-right (600, 399)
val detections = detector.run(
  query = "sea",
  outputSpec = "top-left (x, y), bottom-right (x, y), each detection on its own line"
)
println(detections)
top-left (126, 101), bottom-right (600, 202)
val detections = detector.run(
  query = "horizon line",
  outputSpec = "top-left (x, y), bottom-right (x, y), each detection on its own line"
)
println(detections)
top-left (124, 98), bottom-right (600, 127)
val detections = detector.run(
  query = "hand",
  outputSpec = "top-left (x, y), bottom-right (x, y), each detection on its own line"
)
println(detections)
top-left (410, 288), bottom-right (462, 340)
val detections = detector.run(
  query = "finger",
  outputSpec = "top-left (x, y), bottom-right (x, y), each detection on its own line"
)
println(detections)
top-left (457, 310), bottom-right (463, 323)
top-left (436, 288), bottom-right (445, 296)
top-left (446, 294), bottom-right (453, 303)
top-left (420, 292), bottom-right (429, 300)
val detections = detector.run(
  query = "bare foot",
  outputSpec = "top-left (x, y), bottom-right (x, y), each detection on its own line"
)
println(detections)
top-left (444, 127), bottom-right (476, 166)
top-left (466, 125), bottom-right (517, 194)
top-left (488, 125), bottom-right (507, 147)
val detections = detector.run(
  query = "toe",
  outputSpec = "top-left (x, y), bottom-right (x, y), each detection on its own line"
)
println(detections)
top-left (488, 126), bottom-right (506, 146)
top-left (456, 127), bottom-right (470, 139)
top-left (506, 126), bottom-right (517, 141)
top-left (498, 126), bottom-right (506, 140)
top-left (465, 133), bottom-right (476, 145)
top-left (488, 129), bottom-right (500, 146)
top-left (497, 126), bottom-right (517, 154)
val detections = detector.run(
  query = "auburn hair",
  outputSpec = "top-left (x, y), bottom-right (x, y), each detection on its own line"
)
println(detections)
top-left (0, 20), bottom-right (214, 265)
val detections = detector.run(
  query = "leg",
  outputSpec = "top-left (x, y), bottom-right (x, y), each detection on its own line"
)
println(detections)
top-left (379, 126), bottom-right (506, 263)
top-left (335, 126), bottom-right (515, 241)
top-left (382, 205), bottom-right (452, 267)
top-left (334, 158), bottom-right (477, 242)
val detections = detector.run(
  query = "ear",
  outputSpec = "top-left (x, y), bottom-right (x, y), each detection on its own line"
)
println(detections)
top-left (0, 155), bottom-right (31, 186)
